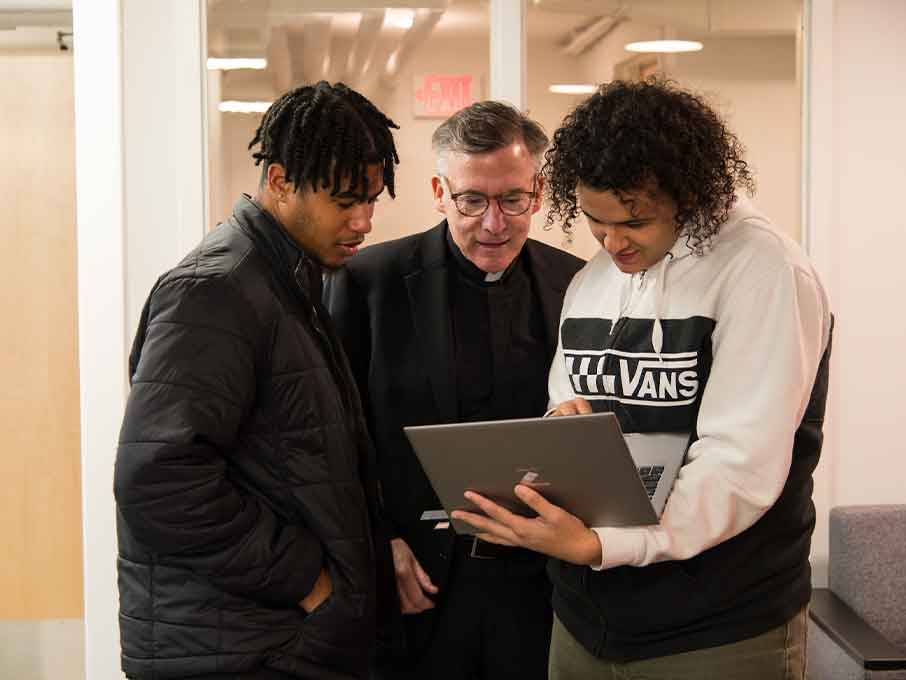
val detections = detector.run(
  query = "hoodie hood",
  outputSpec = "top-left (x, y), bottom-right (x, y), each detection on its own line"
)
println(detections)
top-left (648, 195), bottom-right (767, 360)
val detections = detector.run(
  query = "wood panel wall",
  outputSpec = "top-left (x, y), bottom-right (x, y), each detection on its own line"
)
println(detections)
top-left (0, 54), bottom-right (83, 619)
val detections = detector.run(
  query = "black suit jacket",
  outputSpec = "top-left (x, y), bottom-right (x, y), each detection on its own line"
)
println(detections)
top-left (323, 221), bottom-right (584, 634)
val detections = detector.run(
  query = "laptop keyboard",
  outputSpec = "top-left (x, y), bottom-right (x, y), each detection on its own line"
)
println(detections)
top-left (637, 466), bottom-right (665, 498)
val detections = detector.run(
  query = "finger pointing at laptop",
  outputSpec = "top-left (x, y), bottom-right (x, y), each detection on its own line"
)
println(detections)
top-left (547, 396), bottom-right (593, 417)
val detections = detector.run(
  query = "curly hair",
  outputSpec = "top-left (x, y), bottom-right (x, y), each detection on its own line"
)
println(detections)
top-left (543, 79), bottom-right (754, 254)
top-left (249, 81), bottom-right (400, 200)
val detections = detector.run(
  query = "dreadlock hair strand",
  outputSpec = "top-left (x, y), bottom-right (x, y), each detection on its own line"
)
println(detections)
top-left (249, 80), bottom-right (400, 200)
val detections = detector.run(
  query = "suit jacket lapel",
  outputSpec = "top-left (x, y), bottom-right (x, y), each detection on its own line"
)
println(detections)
top-left (524, 240), bottom-right (571, 354)
top-left (404, 222), bottom-right (458, 423)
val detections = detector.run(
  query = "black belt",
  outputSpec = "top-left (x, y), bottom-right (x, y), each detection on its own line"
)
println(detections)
top-left (181, 670), bottom-right (296, 680)
top-left (454, 535), bottom-right (539, 561)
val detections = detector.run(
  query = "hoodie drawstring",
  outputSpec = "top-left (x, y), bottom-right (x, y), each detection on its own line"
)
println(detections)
top-left (651, 252), bottom-right (674, 362)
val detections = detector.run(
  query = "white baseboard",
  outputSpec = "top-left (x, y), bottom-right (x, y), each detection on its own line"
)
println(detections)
top-left (0, 619), bottom-right (85, 680)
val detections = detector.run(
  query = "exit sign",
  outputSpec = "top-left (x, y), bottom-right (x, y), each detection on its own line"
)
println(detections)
top-left (413, 74), bottom-right (481, 118)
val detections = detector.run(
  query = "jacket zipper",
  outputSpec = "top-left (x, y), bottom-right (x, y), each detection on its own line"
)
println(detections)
top-left (292, 267), bottom-right (354, 413)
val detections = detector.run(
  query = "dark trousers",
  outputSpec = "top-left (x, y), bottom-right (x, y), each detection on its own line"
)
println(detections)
top-left (377, 538), bottom-right (553, 680)
top-left (549, 608), bottom-right (809, 680)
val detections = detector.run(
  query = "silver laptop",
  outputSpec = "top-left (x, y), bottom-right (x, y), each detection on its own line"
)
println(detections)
top-left (404, 412), bottom-right (688, 534)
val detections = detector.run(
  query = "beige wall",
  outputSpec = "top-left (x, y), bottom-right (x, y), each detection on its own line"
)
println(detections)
top-left (526, 29), bottom-right (604, 260)
top-left (365, 34), bottom-right (494, 243)
top-left (579, 19), bottom-right (662, 84)
top-left (578, 26), bottom-right (802, 242)
top-left (671, 36), bottom-right (801, 241)
top-left (0, 54), bottom-right (83, 622)
top-left (220, 112), bottom-right (261, 224)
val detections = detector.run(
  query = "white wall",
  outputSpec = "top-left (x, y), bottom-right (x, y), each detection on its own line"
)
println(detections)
top-left (74, 2), bottom-right (207, 679)
top-left (827, 0), bottom-right (906, 508)
top-left (805, 0), bottom-right (906, 585)
top-left (73, 2), bottom-right (127, 678)
top-left (122, 0), bottom-right (207, 333)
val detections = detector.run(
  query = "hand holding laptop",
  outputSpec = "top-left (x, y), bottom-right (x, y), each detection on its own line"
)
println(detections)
top-left (404, 401), bottom-right (686, 540)
top-left (451, 482), bottom-right (603, 566)
top-left (451, 397), bottom-right (604, 566)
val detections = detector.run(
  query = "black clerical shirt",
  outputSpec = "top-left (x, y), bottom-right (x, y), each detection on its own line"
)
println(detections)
top-left (445, 228), bottom-right (550, 424)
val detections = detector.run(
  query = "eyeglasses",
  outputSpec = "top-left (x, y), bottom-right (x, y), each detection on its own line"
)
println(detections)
top-left (440, 175), bottom-right (538, 217)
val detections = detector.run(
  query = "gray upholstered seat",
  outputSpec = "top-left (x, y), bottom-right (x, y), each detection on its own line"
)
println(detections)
top-left (808, 505), bottom-right (906, 679)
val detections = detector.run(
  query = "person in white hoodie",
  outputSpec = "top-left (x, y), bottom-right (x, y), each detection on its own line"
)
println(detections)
top-left (452, 79), bottom-right (832, 680)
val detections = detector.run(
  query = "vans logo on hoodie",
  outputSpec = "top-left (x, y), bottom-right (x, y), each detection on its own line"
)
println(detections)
top-left (561, 316), bottom-right (715, 409)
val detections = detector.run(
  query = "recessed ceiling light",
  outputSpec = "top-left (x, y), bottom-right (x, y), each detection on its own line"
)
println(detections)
top-left (207, 58), bottom-right (267, 71)
top-left (625, 40), bottom-right (703, 53)
top-left (219, 100), bottom-right (272, 114)
top-left (549, 84), bottom-right (597, 95)
top-left (384, 9), bottom-right (415, 30)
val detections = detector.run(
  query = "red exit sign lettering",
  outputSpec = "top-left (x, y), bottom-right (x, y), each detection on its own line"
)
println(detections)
top-left (414, 74), bottom-right (479, 118)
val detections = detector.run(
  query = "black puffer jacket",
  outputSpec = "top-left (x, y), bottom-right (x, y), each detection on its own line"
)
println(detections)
top-left (115, 195), bottom-right (396, 679)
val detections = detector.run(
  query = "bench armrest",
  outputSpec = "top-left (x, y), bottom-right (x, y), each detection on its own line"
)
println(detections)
top-left (810, 588), bottom-right (906, 671)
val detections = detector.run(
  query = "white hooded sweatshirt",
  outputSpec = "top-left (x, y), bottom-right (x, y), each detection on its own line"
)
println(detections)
top-left (548, 198), bottom-right (831, 570)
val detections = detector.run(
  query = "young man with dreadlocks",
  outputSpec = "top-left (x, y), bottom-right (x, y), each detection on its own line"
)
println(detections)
top-left (453, 80), bottom-right (832, 679)
top-left (114, 81), bottom-right (400, 680)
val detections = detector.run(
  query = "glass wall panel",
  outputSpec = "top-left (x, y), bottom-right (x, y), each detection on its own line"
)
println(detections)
top-left (206, 0), bottom-right (491, 246)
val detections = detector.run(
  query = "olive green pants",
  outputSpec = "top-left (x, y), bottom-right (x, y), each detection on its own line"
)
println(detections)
top-left (549, 608), bottom-right (808, 680)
